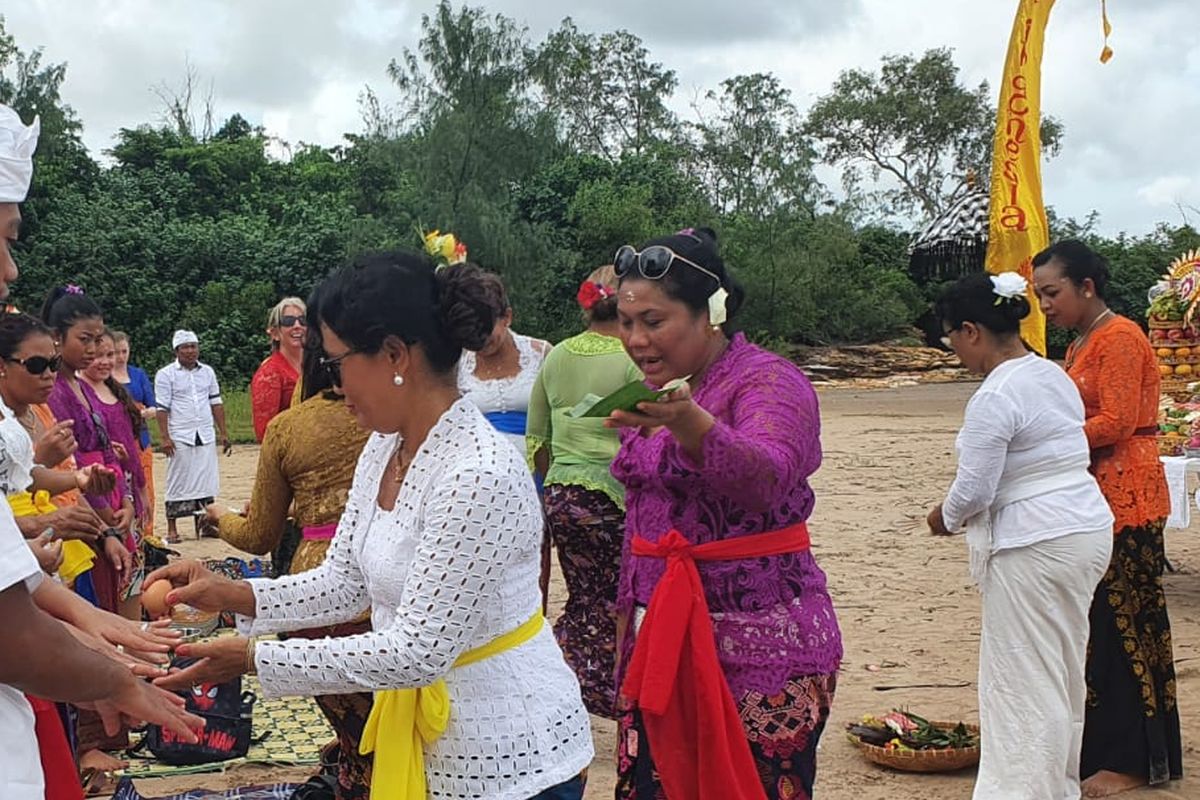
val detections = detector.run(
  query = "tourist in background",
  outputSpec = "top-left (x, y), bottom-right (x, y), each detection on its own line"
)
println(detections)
top-left (527, 264), bottom-right (639, 719)
top-left (1034, 240), bottom-right (1183, 797)
top-left (251, 296), bottom-right (306, 442)
top-left (112, 330), bottom-right (158, 539)
top-left (81, 330), bottom-right (149, 619)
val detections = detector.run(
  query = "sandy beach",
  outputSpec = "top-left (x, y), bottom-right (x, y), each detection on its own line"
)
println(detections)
top-left (132, 381), bottom-right (1199, 799)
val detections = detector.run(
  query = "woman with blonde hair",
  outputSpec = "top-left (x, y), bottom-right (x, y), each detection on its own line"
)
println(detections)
top-left (250, 296), bottom-right (307, 442)
top-left (527, 264), bottom-right (640, 718)
top-left (111, 331), bottom-right (158, 538)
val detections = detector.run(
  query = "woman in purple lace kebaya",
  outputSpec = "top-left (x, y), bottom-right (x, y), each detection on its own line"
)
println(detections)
top-left (609, 228), bottom-right (842, 800)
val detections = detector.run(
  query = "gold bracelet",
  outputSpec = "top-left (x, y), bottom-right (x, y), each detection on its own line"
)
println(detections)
top-left (245, 637), bottom-right (258, 675)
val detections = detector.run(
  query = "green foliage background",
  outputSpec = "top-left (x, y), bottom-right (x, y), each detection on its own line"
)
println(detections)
top-left (2, 5), bottom-right (1193, 385)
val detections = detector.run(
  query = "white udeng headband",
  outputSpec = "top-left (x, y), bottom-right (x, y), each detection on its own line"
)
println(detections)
top-left (0, 105), bottom-right (40, 203)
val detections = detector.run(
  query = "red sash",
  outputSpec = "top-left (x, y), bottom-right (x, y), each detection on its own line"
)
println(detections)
top-left (621, 523), bottom-right (811, 800)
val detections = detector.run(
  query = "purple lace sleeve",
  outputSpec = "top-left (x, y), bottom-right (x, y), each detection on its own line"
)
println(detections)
top-left (680, 359), bottom-right (821, 512)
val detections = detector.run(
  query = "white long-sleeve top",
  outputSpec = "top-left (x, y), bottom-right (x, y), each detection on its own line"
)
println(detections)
top-left (238, 399), bottom-right (592, 799)
top-left (942, 354), bottom-right (1113, 550)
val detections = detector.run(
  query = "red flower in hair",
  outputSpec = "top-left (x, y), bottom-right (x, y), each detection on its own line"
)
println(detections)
top-left (576, 281), bottom-right (613, 310)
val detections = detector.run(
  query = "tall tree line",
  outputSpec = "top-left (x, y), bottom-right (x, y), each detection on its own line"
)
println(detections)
top-left (1, 4), bottom-right (1194, 383)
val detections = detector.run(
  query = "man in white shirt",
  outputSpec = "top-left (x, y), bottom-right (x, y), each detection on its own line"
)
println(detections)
top-left (155, 330), bottom-right (231, 542)
top-left (0, 103), bottom-right (202, 798)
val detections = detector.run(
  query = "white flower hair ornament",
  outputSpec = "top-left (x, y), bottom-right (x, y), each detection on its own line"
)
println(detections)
top-left (990, 273), bottom-right (1028, 305)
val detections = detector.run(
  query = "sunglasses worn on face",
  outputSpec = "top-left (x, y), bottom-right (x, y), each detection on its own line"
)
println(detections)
top-left (319, 349), bottom-right (357, 387)
top-left (6, 354), bottom-right (62, 375)
top-left (613, 244), bottom-right (722, 286)
top-left (279, 315), bottom-right (307, 328)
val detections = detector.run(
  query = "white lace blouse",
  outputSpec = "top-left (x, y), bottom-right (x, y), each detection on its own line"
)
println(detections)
top-left (458, 332), bottom-right (548, 457)
top-left (238, 399), bottom-right (593, 799)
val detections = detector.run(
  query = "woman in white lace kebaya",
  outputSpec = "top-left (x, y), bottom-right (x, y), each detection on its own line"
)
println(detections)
top-left (927, 272), bottom-right (1114, 800)
top-left (147, 253), bottom-right (593, 800)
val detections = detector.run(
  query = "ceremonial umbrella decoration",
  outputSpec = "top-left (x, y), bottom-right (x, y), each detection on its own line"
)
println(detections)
top-left (907, 188), bottom-right (990, 285)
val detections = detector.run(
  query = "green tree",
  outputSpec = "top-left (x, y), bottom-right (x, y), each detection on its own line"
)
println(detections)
top-left (530, 20), bottom-right (679, 159)
top-left (691, 73), bottom-right (822, 219)
top-left (805, 48), bottom-right (1064, 219)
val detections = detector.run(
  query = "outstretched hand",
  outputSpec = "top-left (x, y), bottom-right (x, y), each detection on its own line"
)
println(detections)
top-left (144, 559), bottom-right (256, 618)
top-left (154, 636), bottom-right (250, 692)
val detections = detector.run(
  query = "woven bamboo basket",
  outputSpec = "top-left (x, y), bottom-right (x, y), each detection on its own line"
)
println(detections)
top-left (1149, 317), bottom-right (1185, 330)
top-left (847, 722), bottom-right (980, 773)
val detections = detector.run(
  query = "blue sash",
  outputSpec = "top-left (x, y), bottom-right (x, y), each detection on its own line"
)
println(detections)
top-left (484, 410), bottom-right (528, 435)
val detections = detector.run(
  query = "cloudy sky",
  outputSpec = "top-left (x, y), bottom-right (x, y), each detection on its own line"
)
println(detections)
top-left (5, 0), bottom-right (1198, 235)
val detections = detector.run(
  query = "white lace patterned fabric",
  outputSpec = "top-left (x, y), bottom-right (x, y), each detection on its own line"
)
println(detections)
top-left (238, 399), bottom-right (593, 799)
top-left (458, 332), bottom-right (547, 457)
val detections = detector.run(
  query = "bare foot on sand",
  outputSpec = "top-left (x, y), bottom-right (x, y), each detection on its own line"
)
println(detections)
top-left (1082, 770), bottom-right (1146, 797)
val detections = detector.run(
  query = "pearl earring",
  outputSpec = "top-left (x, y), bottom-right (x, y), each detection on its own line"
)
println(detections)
top-left (393, 373), bottom-right (404, 387)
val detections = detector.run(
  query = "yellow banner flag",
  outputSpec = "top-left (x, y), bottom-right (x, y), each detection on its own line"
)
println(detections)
top-left (986, 0), bottom-right (1055, 356)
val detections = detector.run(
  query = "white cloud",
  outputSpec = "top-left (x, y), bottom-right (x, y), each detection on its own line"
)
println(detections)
top-left (1137, 176), bottom-right (1196, 207)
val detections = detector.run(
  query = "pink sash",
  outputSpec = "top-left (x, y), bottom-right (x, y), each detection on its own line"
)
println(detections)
top-left (302, 522), bottom-right (337, 541)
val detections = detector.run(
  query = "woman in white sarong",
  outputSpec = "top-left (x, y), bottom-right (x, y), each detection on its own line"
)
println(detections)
top-left (926, 272), bottom-right (1114, 800)
top-left (145, 253), bottom-right (592, 800)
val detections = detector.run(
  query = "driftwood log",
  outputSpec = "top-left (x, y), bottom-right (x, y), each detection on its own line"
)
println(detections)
top-left (789, 344), bottom-right (965, 382)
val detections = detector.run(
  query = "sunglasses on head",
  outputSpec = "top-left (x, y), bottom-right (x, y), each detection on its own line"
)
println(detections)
top-left (613, 244), bottom-right (722, 285)
top-left (279, 315), bottom-right (307, 328)
top-left (6, 354), bottom-right (62, 376)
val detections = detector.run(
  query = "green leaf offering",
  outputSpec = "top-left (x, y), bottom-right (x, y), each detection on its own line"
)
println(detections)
top-left (566, 376), bottom-right (690, 418)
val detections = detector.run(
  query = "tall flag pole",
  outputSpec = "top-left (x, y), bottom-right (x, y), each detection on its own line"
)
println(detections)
top-left (985, 0), bottom-right (1056, 355)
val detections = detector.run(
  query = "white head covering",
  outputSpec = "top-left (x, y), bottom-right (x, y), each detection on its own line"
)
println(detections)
top-left (172, 329), bottom-right (199, 350)
top-left (0, 105), bottom-right (40, 203)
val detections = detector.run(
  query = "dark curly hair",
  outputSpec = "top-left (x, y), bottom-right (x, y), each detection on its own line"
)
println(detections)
top-left (318, 250), bottom-right (497, 375)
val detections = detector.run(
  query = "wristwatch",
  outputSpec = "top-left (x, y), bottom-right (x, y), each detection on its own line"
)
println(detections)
top-left (102, 527), bottom-right (124, 541)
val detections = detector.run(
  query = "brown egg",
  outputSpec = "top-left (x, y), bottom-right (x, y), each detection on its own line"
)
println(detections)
top-left (141, 580), bottom-right (174, 619)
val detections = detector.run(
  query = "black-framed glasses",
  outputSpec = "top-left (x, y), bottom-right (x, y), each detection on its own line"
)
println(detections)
top-left (5, 354), bottom-right (62, 376)
top-left (319, 349), bottom-right (358, 387)
top-left (613, 244), bottom-right (722, 285)
top-left (279, 315), bottom-right (306, 328)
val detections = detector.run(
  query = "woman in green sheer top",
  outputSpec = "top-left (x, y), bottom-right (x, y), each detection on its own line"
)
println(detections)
top-left (527, 265), bottom-right (640, 719)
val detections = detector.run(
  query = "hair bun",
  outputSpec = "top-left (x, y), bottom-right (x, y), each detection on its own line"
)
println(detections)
top-left (436, 264), bottom-right (497, 352)
top-left (695, 226), bottom-right (718, 244)
top-left (1003, 294), bottom-right (1032, 323)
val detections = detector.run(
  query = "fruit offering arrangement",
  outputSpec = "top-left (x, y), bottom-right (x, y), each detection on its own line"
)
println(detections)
top-left (1149, 326), bottom-right (1200, 403)
top-left (1158, 398), bottom-right (1200, 456)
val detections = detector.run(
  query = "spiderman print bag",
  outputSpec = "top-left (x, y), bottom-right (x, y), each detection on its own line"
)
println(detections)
top-left (137, 657), bottom-right (261, 765)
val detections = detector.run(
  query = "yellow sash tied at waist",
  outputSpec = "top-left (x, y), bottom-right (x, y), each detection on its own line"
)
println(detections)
top-left (359, 611), bottom-right (545, 799)
top-left (8, 490), bottom-right (96, 582)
